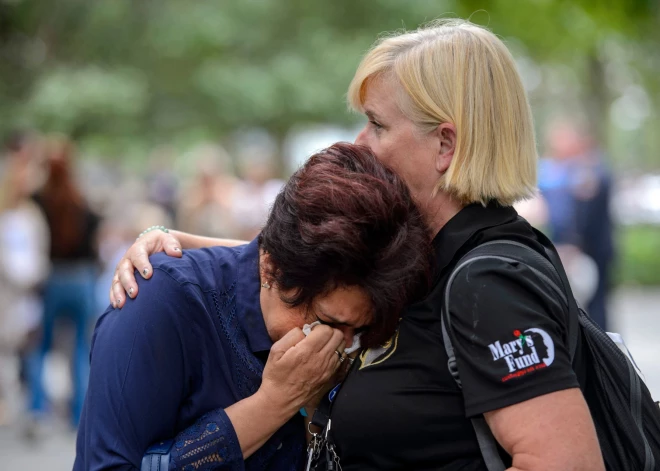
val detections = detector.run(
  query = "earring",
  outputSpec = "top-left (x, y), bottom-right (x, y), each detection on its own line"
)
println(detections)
top-left (261, 282), bottom-right (271, 289)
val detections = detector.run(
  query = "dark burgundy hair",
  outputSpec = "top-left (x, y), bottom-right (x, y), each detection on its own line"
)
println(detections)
top-left (40, 136), bottom-right (87, 258)
top-left (258, 142), bottom-right (431, 347)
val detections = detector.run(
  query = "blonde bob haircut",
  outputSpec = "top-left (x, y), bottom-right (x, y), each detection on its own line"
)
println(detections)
top-left (348, 19), bottom-right (537, 206)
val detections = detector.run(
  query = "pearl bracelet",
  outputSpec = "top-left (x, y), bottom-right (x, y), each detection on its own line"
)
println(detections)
top-left (137, 225), bottom-right (169, 240)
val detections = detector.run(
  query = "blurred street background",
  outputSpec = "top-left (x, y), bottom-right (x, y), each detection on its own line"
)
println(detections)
top-left (1, 0), bottom-right (659, 468)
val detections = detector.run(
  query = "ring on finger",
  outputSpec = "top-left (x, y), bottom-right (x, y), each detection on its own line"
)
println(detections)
top-left (335, 350), bottom-right (345, 363)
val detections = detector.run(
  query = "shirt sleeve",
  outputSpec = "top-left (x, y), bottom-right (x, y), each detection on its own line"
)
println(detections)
top-left (76, 269), bottom-right (244, 470)
top-left (168, 408), bottom-right (243, 471)
top-left (446, 257), bottom-right (579, 417)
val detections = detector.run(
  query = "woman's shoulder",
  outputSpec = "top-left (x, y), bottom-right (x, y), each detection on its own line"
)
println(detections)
top-left (429, 216), bottom-right (559, 310)
top-left (149, 244), bottom-right (248, 293)
top-left (445, 224), bottom-right (565, 324)
top-left (92, 249), bottom-right (242, 347)
top-left (477, 214), bottom-right (545, 248)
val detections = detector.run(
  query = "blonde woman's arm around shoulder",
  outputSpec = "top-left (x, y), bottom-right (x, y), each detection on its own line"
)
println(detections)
top-left (110, 229), bottom-right (247, 308)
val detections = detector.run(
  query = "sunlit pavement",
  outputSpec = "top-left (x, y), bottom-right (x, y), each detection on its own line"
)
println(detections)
top-left (1, 287), bottom-right (658, 470)
top-left (0, 422), bottom-right (76, 470)
top-left (610, 288), bottom-right (660, 399)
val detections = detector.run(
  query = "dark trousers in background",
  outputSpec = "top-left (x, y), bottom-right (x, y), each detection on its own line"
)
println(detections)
top-left (27, 263), bottom-right (97, 427)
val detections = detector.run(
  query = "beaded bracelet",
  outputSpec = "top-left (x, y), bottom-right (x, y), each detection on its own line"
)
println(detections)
top-left (137, 225), bottom-right (169, 240)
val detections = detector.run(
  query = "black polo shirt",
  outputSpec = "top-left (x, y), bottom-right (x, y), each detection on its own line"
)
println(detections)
top-left (330, 202), bottom-right (582, 470)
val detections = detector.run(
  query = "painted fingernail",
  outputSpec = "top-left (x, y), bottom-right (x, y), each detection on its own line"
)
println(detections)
top-left (117, 297), bottom-right (122, 305)
top-left (129, 287), bottom-right (134, 296)
top-left (142, 268), bottom-right (149, 276)
top-left (173, 247), bottom-right (180, 252)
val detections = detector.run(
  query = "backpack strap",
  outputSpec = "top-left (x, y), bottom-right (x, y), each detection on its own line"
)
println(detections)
top-left (530, 230), bottom-right (655, 471)
top-left (440, 238), bottom-right (578, 471)
top-left (527, 227), bottom-right (582, 358)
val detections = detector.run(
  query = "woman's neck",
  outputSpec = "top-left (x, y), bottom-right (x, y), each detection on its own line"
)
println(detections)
top-left (418, 191), bottom-right (465, 239)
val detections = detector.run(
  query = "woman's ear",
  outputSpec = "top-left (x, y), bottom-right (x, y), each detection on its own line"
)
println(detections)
top-left (434, 123), bottom-right (457, 174)
top-left (259, 251), bottom-right (275, 286)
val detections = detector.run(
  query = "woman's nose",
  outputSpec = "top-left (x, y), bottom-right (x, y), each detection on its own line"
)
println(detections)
top-left (341, 328), bottom-right (355, 348)
top-left (354, 127), bottom-right (368, 146)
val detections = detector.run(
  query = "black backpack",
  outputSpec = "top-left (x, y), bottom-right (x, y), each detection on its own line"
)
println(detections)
top-left (441, 230), bottom-right (660, 471)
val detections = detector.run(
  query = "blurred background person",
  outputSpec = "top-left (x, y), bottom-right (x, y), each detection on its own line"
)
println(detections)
top-left (95, 201), bottom-right (173, 314)
top-left (26, 135), bottom-right (101, 431)
top-left (0, 131), bottom-right (49, 426)
top-left (145, 146), bottom-right (179, 224)
top-left (539, 120), bottom-right (615, 330)
top-left (515, 192), bottom-right (600, 308)
top-left (231, 154), bottom-right (284, 241)
top-left (177, 143), bottom-right (238, 238)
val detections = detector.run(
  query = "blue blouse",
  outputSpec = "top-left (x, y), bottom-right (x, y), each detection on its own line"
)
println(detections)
top-left (74, 240), bottom-right (305, 471)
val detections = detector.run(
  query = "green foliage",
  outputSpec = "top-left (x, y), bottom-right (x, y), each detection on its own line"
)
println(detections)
top-left (0, 0), bottom-right (658, 164)
top-left (27, 67), bottom-right (148, 134)
top-left (615, 225), bottom-right (660, 286)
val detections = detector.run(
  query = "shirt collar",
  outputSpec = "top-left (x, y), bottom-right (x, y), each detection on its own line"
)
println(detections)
top-left (236, 238), bottom-right (273, 353)
top-left (432, 201), bottom-right (518, 276)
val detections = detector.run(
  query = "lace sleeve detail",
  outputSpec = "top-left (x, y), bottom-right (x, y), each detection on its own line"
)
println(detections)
top-left (169, 408), bottom-right (244, 471)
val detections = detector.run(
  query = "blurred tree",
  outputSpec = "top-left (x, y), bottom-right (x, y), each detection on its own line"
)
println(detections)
top-left (0, 0), bottom-right (658, 170)
top-left (456, 0), bottom-right (660, 152)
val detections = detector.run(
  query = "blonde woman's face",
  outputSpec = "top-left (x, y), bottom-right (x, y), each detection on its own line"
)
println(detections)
top-left (354, 77), bottom-right (442, 203)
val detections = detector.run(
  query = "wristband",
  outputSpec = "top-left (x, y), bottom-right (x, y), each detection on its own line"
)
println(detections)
top-left (137, 225), bottom-right (169, 240)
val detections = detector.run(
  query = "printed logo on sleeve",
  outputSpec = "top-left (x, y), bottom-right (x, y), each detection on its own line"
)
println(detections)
top-left (488, 328), bottom-right (555, 382)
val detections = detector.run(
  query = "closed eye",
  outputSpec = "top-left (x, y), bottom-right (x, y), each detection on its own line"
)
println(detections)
top-left (365, 110), bottom-right (384, 132)
top-left (315, 315), bottom-right (349, 328)
top-left (316, 314), bottom-right (370, 332)
top-left (369, 120), bottom-right (383, 130)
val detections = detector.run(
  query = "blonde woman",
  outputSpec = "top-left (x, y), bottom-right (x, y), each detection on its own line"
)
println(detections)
top-left (110, 20), bottom-right (604, 470)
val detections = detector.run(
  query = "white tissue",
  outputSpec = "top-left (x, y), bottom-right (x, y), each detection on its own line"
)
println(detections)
top-left (302, 321), bottom-right (321, 336)
top-left (344, 333), bottom-right (362, 354)
top-left (301, 321), bottom-right (362, 354)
